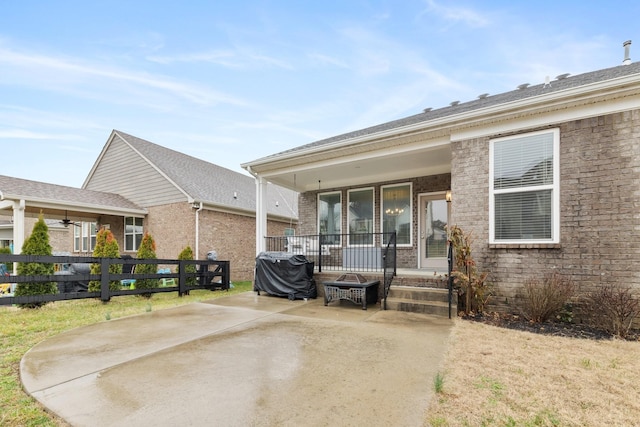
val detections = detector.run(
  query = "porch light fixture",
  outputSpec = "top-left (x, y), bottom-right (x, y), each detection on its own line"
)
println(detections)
top-left (445, 190), bottom-right (452, 203)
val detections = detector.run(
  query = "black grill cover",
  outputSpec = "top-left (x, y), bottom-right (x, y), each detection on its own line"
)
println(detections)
top-left (254, 252), bottom-right (317, 300)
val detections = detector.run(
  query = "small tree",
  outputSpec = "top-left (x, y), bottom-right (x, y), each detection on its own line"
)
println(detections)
top-left (89, 228), bottom-right (123, 292)
top-left (135, 232), bottom-right (158, 297)
top-left (449, 225), bottom-right (491, 315)
top-left (177, 246), bottom-right (198, 286)
top-left (15, 213), bottom-right (58, 308)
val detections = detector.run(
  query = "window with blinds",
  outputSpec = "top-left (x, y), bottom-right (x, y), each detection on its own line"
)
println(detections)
top-left (490, 129), bottom-right (559, 243)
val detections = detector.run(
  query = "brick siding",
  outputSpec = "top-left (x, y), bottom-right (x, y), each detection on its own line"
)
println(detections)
top-left (297, 174), bottom-right (451, 269)
top-left (451, 110), bottom-right (640, 313)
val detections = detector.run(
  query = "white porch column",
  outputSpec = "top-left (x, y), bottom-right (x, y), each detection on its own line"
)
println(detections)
top-left (12, 200), bottom-right (25, 274)
top-left (255, 176), bottom-right (268, 255)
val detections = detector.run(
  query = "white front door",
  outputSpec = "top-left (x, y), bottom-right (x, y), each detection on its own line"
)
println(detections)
top-left (419, 193), bottom-right (449, 271)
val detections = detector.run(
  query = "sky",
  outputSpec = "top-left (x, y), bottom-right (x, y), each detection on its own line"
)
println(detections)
top-left (1, 1), bottom-right (638, 187)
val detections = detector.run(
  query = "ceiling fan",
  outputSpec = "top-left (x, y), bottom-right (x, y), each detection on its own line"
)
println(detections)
top-left (60, 211), bottom-right (81, 228)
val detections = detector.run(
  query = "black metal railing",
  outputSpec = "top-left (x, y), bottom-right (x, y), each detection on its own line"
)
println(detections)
top-left (265, 232), bottom-right (397, 273)
top-left (447, 239), bottom-right (454, 319)
top-left (0, 254), bottom-right (230, 306)
top-left (382, 231), bottom-right (397, 310)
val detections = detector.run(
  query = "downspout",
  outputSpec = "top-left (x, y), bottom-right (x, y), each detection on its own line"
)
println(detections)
top-left (193, 201), bottom-right (203, 259)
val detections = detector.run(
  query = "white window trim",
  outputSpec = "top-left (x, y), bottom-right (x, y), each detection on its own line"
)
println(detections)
top-left (347, 187), bottom-right (375, 246)
top-left (380, 182), bottom-right (413, 247)
top-left (124, 217), bottom-right (144, 252)
top-left (489, 128), bottom-right (560, 244)
top-left (74, 221), bottom-right (97, 253)
top-left (317, 191), bottom-right (342, 246)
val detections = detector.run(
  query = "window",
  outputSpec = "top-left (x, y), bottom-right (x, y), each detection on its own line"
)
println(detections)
top-left (490, 129), bottom-right (559, 243)
top-left (381, 183), bottom-right (412, 245)
top-left (318, 192), bottom-right (341, 245)
top-left (348, 188), bottom-right (374, 245)
top-left (125, 217), bottom-right (144, 251)
top-left (74, 222), bottom-right (97, 252)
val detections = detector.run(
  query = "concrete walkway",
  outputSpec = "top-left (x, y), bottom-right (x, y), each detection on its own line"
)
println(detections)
top-left (21, 292), bottom-right (453, 427)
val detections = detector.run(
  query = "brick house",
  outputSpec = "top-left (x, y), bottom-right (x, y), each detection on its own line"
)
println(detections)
top-left (1, 130), bottom-right (298, 281)
top-left (242, 58), bottom-right (640, 311)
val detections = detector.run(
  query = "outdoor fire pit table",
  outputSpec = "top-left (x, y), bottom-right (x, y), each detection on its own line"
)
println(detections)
top-left (323, 273), bottom-right (379, 310)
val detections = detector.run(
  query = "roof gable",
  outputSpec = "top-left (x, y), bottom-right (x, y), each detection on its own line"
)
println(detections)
top-left (86, 130), bottom-right (297, 218)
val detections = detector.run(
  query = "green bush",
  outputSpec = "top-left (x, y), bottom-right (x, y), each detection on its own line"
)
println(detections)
top-left (14, 213), bottom-right (58, 308)
top-left (134, 232), bottom-right (158, 297)
top-left (177, 246), bottom-right (198, 286)
top-left (520, 273), bottom-right (575, 323)
top-left (88, 228), bottom-right (123, 292)
top-left (0, 246), bottom-right (12, 271)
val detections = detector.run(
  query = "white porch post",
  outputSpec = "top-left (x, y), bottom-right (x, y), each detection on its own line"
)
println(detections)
top-left (12, 200), bottom-right (25, 274)
top-left (255, 176), bottom-right (268, 255)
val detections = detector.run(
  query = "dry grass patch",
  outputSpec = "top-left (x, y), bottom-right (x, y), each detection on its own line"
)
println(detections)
top-left (427, 319), bottom-right (640, 426)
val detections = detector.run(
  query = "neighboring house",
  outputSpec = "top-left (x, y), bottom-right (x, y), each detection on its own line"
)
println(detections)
top-left (0, 175), bottom-right (147, 258)
top-left (242, 54), bottom-right (640, 310)
top-left (83, 130), bottom-right (298, 281)
top-left (1, 130), bottom-right (298, 281)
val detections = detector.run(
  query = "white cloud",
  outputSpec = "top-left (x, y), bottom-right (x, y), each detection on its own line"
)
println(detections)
top-left (0, 43), bottom-right (249, 107)
top-left (422, 0), bottom-right (491, 28)
top-left (0, 129), bottom-right (81, 140)
top-left (307, 53), bottom-right (350, 69)
top-left (147, 47), bottom-right (293, 70)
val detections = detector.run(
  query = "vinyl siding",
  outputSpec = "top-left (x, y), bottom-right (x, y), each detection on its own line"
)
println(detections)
top-left (85, 135), bottom-right (186, 207)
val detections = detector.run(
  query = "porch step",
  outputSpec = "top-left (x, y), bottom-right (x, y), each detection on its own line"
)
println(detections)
top-left (384, 286), bottom-right (455, 317)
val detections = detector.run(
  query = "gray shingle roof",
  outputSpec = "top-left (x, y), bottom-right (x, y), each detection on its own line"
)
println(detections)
top-left (115, 131), bottom-right (298, 218)
top-left (255, 61), bottom-right (640, 161)
top-left (0, 174), bottom-right (144, 212)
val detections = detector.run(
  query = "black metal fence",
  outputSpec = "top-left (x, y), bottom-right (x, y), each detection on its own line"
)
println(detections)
top-left (265, 232), bottom-right (397, 273)
top-left (0, 254), bottom-right (230, 306)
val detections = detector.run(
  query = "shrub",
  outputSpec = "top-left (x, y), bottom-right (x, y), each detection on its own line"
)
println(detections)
top-left (134, 232), bottom-right (158, 297)
top-left (0, 246), bottom-right (12, 270)
top-left (449, 225), bottom-right (492, 315)
top-left (14, 213), bottom-right (58, 308)
top-left (584, 284), bottom-right (640, 339)
top-left (89, 228), bottom-right (123, 292)
top-left (177, 246), bottom-right (198, 286)
top-left (520, 273), bottom-right (575, 323)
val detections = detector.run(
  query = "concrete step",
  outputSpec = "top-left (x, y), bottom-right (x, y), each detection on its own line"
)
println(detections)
top-left (384, 286), bottom-right (456, 317)
top-left (384, 297), bottom-right (453, 317)
top-left (387, 285), bottom-right (451, 303)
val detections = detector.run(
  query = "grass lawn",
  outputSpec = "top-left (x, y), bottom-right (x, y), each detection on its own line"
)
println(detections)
top-left (0, 282), bottom-right (253, 426)
top-left (426, 319), bottom-right (640, 426)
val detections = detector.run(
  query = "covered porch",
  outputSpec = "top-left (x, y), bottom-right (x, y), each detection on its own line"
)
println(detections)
top-left (242, 124), bottom-right (453, 274)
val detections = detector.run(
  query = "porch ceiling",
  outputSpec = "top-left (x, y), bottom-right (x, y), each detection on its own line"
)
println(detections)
top-left (256, 142), bottom-right (451, 192)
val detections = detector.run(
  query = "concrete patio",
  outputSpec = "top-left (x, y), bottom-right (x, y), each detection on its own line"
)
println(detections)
top-left (21, 292), bottom-right (453, 426)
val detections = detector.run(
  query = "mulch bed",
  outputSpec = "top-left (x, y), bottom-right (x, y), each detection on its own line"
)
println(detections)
top-left (461, 311), bottom-right (640, 341)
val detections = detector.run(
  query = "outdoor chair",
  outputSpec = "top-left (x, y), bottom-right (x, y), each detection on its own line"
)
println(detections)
top-left (158, 268), bottom-right (176, 287)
